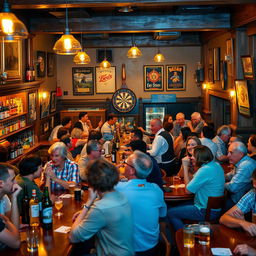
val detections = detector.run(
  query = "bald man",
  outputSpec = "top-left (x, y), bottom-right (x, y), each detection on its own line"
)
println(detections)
top-left (172, 112), bottom-right (189, 137)
top-left (147, 119), bottom-right (176, 176)
top-left (187, 112), bottom-right (207, 135)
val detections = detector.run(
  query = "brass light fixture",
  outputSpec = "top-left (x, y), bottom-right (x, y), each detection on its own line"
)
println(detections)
top-left (154, 49), bottom-right (165, 63)
top-left (53, 7), bottom-right (81, 55)
top-left (0, 0), bottom-right (28, 41)
top-left (73, 34), bottom-right (90, 64)
top-left (100, 48), bottom-right (111, 69)
top-left (118, 6), bottom-right (133, 13)
top-left (127, 35), bottom-right (142, 58)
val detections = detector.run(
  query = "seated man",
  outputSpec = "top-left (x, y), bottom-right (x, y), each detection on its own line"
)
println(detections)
top-left (187, 112), bottom-right (207, 135)
top-left (130, 128), bottom-right (150, 145)
top-left (172, 112), bottom-right (189, 138)
top-left (78, 112), bottom-right (103, 136)
top-left (45, 142), bottom-right (80, 191)
top-left (69, 159), bottom-right (134, 256)
top-left (225, 141), bottom-right (256, 209)
top-left (220, 169), bottom-right (256, 237)
top-left (101, 114), bottom-right (117, 141)
top-left (116, 150), bottom-right (166, 256)
top-left (48, 117), bottom-right (72, 142)
top-left (200, 126), bottom-right (217, 158)
top-left (0, 163), bottom-right (21, 249)
top-left (212, 125), bottom-right (231, 162)
top-left (78, 141), bottom-right (102, 181)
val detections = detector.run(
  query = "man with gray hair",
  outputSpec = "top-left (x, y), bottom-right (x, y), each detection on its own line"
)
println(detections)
top-left (172, 112), bottom-right (189, 137)
top-left (212, 125), bottom-right (232, 162)
top-left (225, 141), bottom-right (256, 209)
top-left (116, 150), bottom-right (166, 256)
top-left (187, 112), bottom-right (207, 134)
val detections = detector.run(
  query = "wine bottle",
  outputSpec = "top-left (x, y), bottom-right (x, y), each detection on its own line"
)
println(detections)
top-left (21, 184), bottom-right (30, 224)
top-left (42, 186), bottom-right (53, 230)
top-left (111, 146), bottom-right (116, 163)
top-left (29, 189), bottom-right (40, 227)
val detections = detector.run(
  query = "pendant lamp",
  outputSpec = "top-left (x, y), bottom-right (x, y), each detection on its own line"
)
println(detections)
top-left (154, 50), bottom-right (165, 63)
top-left (127, 35), bottom-right (142, 58)
top-left (0, 0), bottom-right (28, 41)
top-left (53, 7), bottom-right (81, 55)
top-left (100, 48), bottom-right (111, 69)
top-left (73, 34), bottom-right (90, 64)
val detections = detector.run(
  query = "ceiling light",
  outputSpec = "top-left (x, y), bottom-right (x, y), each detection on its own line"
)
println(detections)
top-left (127, 46), bottom-right (142, 58)
top-left (73, 50), bottom-right (90, 64)
top-left (154, 51), bottom-right (165, 63)
top-left (100, 59), bottom-right (111, 69)
top-left (118, 6), bottom-right (133, 13)
top-left (0, 0), bottom-right (28, 41)
top-left (53, 7), bottom-right (81, 55)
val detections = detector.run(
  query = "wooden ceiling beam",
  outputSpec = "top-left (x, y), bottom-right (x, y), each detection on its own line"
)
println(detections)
top-left (232, 4), bottom-right (256, 27)
top-left (30, 13), bottom-right (230, 33)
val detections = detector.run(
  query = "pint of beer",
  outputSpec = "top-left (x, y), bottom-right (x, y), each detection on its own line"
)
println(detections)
top-left (183, 225), bottom-right (194, 248)
top-left (69, 184), bottom-right (75, 197)
top-left (199, 222), bottom-right (210, 245)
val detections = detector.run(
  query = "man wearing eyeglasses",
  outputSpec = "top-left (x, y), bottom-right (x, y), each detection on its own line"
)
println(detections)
top-left (116, 150), bottom-right (166, 256)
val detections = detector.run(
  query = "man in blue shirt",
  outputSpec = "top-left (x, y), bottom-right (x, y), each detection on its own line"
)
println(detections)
top-left (116, 150), bottom-right (167, 256)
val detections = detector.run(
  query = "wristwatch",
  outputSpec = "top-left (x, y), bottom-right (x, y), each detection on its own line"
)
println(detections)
top-left (83, 204), bottom-right (90, 210)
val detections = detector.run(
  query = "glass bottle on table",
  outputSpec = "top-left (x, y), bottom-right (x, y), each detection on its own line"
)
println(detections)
top-left (29, 189), bottom-right (40, 227)
top-left (42, 186), bottom-right (53, 230)
top-left (21, 184), bottom-right (30, 224)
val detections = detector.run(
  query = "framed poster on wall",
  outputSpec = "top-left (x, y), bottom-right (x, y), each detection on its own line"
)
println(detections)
top-left (235, 80), bottom-right (250, 117)
top-left (28, 92), bottom-right (37, 124)
top-left (143, 65), bottom-right (164, 91)
top-left (241, 55), bottom-right (254, 80)
top-left (213, 47), bottom-right (220, 81)
top-left (95, 66), bottom-right (116, 94)
top-left (166, 64), bottom-right (186, 91)
top-left (37, 51), bottom-right (46, 77)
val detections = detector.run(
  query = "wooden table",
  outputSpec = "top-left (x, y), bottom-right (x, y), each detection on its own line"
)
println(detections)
top-left (176, 224), bottom-right (256, 256)
top-left (3, 194), bottom-right (86, 256)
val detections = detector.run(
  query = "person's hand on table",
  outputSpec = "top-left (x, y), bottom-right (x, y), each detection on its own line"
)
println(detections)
top-left (241, 221), bottom-right (256, 236)
top-left (234, 244), bottom-right (256, 255)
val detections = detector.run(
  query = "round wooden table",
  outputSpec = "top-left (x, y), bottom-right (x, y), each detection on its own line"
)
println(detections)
top-left (176, 224), bottom-right (256, 256)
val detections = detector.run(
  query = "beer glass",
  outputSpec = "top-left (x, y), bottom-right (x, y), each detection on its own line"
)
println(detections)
top-left (26, 226), bottom-right (39, 252)
top-left (173, 176), bottom-right (180, 189)
top-left (183, 225), bottom-right (194, 248)
top-left (74, 187), bottom-right (82, 201)
top-left (199, 222), bottom-right (210, 245)
top-left (54, 198), bottom-right (63, 216)
top-left (69, 183), bottom-right (75, 197)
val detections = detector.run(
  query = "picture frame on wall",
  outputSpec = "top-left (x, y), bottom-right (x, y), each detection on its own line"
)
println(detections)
top-left (226, 38), bottom-right (233, 76)
top-left (47, 52), bottom-right (55, 77)
top-left (3, 40), bottom-right (22, 82)
top-left (28, 92), bottom-right (37, 124)
top-left (37, 51), bottom-right (46, 77)
top-left (241, 55), bottom-right (255, 80)
top-left (235, 80), bottom-right (250, 117)
top-left (208, 68), bottom-right (213, 83)
top-left (220, 61), bottom-right (228, 90)
top-left (213, 47), bottom-right (220, 81)
top-left (72, 67), bottom-right (94, 95)
top-left (166, 64), bottom-right (186, 91)
top-left (143, 65), bottom-right (164, 91)
top-left (50, 91), bottom-right (56, 113)
top-left (40, 95), bottom-right (50, 119)
top-left (95, 66), bottom-right (116, 94)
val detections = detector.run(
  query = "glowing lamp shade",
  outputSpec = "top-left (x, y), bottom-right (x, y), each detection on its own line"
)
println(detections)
top-left (127, 46), bottom-right (142, 58)
top-left (53, 32), bottom-right (81, 55)
top-left (100, 59), bottom-right (111, 69)
top-left (154, 52), bottom-right (165, 63)
top-left (0, 10), bottom-right (28, 41)
top-left (73, 51), bottom-right (91, 64)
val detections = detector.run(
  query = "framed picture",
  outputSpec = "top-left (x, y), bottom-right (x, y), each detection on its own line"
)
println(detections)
top-left (208, 48), bottom-right (213, 67)
top-left (40, 95), bottom-right (50, 119)
top-left (208, 68), bottom-right (213, 83)
top-left (72, 67), bottom-right (94, 95)
top-left (226, 38), bottom-right (233, 76)
top-left (3, 40), bottom-right (22, 82)
top-left (43, 121), bottom-right (49, 133)
top-left (143, 65), bottom-right (164, 91)
top-left (37, 51), bottom-right (46, 77)
top-left (241, 55), bottom-right (254, 80)
top-left (235, 80), bottom-right (250, 117)
top-left (50, 91), bottom-right (56, 113)
top-left (220, 61), bottom-right (228, 90)
top-left (166, 64), bottom-right (186, 91)
top-left (28, 92), bottom-right (37, 124)
top-left (47, 52), bottom-right (55, 77)
top-left (213, 47), bottom-right (220, 81)
top-left (96, 66), bottom-right (116, 94)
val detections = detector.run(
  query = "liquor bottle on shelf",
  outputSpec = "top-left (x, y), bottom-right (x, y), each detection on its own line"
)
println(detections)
top-left (21, 184), bottom-right (30, 224)
top-left (42, 186), bottom-right (53, 230)
top-left (29, 189), bottom-right (40, 227)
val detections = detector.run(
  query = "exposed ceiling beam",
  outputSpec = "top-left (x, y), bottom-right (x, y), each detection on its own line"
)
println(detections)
top-left (231, 4), bottom-right (256, 27)
top-left (30, 13), bottom-right (230, 34)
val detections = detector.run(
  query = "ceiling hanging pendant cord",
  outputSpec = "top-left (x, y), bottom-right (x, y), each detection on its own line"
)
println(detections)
top-left (127, 34), bottom-right (142, 59)
top-left (100, 48), bottom-right (111, 69)
top-left (154, 47), bottom-right (165, 63)
top-left (0, 0), bottom-right (28, 41)
top-left (53, 1), bottom-right (82, 55)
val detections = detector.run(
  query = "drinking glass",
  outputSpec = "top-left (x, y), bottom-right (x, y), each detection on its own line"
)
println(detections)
top-left (54, 198), bottom-right (63, 216)
top-left (173, 176), bottom-right (180, 189)
top-left (199, 222), bottom-right (210, 245)
top-left (69, 183), bottom-right (75, 197)
top-left (26, 226), bottom-right (39, 252)
top-left (183, 225), bottom-right (194, 248)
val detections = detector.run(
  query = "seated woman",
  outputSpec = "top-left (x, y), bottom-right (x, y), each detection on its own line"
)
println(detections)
top-left (178, 136), bottom-right (201, 178)
top-left (45, 142), bottom-right (80, 191)
top-left (174, 127), bottom-right (191, 157)
top-left (69, 159), bottom-right (134, 256)
top-left (163, 114), bottom-right (173, 125)
top-left (168, 145), bottom-right (225, 231)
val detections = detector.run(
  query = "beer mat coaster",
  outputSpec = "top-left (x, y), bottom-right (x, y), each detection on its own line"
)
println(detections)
top-left (169, 184), bottom-right (185, 188)
top-left (59, 194), bottom-right (72, 198)
top-left (211, 248), bottom-right (232, 255)
top-left (54, 226), bottom-right (71, 233)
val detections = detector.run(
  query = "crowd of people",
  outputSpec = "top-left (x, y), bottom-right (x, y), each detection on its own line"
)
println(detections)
top-left (0, 110), bottom-right (256, 255)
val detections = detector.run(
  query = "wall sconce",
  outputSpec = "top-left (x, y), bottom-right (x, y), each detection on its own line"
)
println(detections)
top-left (41, 92), bottom-right (47, 99)
top-left (229, 90), bottom-right (236, 100)
top-left (225, 54), bottom-right (232, 64)
top-left (195, 62), bottom-right (204, 87)
top-left (202, 83), bottom-right (208, 90)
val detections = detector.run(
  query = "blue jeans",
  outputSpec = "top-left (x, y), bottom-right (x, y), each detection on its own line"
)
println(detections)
top-left (167, 201), bottom-right (220, 231)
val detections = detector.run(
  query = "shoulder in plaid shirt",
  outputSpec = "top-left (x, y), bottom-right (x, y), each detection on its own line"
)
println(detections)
top-left (48, 159), bottom-right (80, 191)
top-left (236, 189), bottom-right (256, 214)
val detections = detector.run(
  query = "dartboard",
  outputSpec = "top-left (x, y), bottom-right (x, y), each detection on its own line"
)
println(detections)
top-left (112, 88), bottom-right (137, 113)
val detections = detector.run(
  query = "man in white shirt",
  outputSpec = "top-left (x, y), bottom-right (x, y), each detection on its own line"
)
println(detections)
top-left (48, 117), bottom-right (72, 142)
top-left (78, 112), bottom-right (91, 135)
top-left (147, 119), bottom-right (175, 176)
top-left (101, 115), bottom-right (117, 141)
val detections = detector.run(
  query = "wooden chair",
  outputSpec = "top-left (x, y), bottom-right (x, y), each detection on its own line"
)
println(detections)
top-left (205, 195), bottom-right (225, 222)
top-left (156, 232), bottom-right (171, 256)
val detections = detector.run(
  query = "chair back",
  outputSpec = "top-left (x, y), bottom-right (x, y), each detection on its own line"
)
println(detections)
top-left (205, 195), bottom-right (225, 221)
top-left (156, 232), bottom-right (171, 256)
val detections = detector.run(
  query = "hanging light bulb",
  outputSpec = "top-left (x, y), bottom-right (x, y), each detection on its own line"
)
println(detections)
top-left (53, 7), bottom-right (81, 55)
top-left (100, 59), bottom-right (111, 69)
top-left (73, 51), bottom-right (90, 64)
top-left (154, 51), bottom-right (165, 63)
top-left (127, 34), bottom-right (142, 58)
top-left (0, 0), bottom-right (28, 41)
